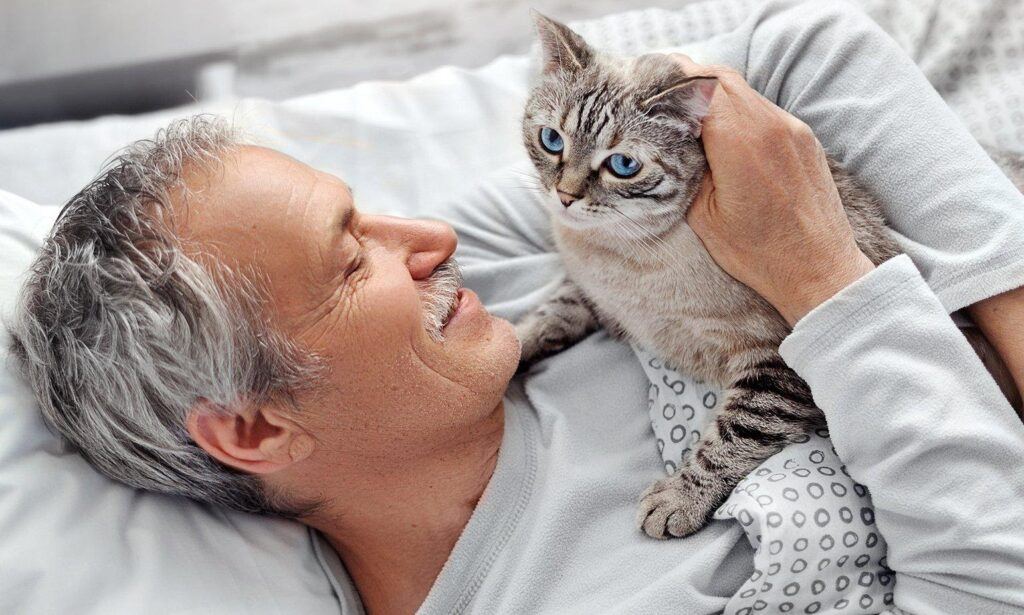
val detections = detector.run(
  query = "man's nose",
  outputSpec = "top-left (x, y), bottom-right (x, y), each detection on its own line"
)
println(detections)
top-left (366, 215), bottom-right (457, 280)
top-left (557, 190), bottom-right (581, 208)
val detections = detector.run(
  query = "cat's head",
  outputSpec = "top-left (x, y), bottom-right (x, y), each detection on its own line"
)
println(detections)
top-left (523, 12), bottom-right (715, 234)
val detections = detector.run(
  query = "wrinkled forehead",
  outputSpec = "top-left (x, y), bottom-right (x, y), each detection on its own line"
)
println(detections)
top-left (173, 146), bottom-right (350, 244)
top-left (168, 146), bottom-right (359, 330)
top-left (170, 146), bottom-right (353, 304)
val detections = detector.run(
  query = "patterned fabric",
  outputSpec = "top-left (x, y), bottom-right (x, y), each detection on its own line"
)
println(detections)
top-left (638, 350), bottom-right (892, 614)
top-left (569, 1), bottom-right (1024, 613)
top-left (863, 0), bottom-right (1024, 154)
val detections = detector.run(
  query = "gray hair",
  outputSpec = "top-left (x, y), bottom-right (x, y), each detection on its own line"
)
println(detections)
top-left (7, 115), bottom-right (321, 517)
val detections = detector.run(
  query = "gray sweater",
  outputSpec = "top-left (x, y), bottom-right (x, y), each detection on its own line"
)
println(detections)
top-left (316, 2), bottom-right (1024, 613)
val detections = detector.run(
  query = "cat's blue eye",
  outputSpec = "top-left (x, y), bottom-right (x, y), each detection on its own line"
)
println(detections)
top-left (606, 154), bottom-right (641, 178)
top-left (539, 127), bottom-right (564, 154)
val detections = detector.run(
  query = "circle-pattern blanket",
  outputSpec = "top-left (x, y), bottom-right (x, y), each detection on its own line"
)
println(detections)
top-left (636, 347), bottom-right (893, 615)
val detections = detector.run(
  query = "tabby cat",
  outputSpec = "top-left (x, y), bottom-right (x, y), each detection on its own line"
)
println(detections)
top-left (516, 13), bottom-right (1022, 539)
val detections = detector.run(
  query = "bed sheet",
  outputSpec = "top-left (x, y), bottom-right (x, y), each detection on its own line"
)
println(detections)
top-left (0, 55), bottom-right (534, 212)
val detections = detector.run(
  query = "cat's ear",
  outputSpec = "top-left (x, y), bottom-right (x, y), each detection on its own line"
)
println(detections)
top-left (531, 10), bottom-right (593, 74)
top-left (642, 76), bottom-right (718, 137)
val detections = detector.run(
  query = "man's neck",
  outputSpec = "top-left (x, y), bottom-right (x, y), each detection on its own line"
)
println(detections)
top-left (310, 403), bottom-right (505, 615)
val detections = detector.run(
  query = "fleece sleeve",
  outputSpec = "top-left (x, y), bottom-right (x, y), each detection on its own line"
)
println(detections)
top-left (739, 0), bottom-right (1024, 313)
top-left (779, 255), bottom-right (1024, 614)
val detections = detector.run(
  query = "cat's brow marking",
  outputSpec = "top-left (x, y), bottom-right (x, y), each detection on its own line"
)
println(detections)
top-left (580, 85), bottom-right (615, 135)
top-left (576, 87), bottom-right (600, 133)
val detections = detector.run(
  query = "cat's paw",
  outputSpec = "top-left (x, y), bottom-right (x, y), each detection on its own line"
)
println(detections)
top-left (636, 474), bottom-right (717, 539)
top-left (514, 321), bottom-right (544, 371)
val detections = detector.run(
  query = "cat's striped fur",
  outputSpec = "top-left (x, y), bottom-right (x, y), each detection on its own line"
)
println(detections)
top-left (517, 13), bottom-right (1021, 539)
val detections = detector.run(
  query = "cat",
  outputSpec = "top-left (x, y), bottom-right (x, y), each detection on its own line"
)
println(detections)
top-left (516, 12), bottom-right (1022, 540)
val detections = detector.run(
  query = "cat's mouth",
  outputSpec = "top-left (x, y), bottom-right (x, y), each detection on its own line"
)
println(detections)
top-left (555, 207), bottom-right (609, 230)
top-left (549, 194), bottom-right (611, 230)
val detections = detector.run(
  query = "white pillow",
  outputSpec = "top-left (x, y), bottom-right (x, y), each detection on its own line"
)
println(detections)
top-left (0, 189), bottom-right (341, 614)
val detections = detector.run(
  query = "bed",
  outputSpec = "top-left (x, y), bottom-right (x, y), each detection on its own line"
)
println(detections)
top-left (1, 1), bottom-right (1022, 613)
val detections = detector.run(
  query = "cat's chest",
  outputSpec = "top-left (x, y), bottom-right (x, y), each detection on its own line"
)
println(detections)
top-left (553, 220), bottom-right (782, 381)
top-left (554, 220), bottom-right (727, 311)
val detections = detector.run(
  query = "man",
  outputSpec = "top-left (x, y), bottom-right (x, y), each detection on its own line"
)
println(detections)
top-left (9, 2), bottom-right (1024, 613)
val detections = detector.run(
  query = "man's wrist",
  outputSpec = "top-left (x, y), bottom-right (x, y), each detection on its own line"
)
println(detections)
top-left (774, 252), bottom-right (876, 327)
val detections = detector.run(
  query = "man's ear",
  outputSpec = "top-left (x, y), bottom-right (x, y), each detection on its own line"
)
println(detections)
top-left (640, 66), bottom-right (718, 137)
top-left (531, 10), bottom-right (593, 75)
top-left (186, 398), bottom-right (315, 475)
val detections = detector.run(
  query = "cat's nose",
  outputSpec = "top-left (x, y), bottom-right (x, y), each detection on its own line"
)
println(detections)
top-left (557, 190), bottom-right (581, 208)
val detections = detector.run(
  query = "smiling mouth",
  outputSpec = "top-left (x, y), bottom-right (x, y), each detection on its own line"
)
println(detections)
top-left (442, 289), bottom-right (464, 328)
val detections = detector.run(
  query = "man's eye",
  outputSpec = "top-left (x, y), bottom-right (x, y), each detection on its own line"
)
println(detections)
top-left (344, 252), bottom-right (365, 278)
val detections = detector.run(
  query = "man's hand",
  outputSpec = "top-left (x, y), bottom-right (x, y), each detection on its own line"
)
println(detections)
top-left (969, 287), bottom-right (1024, 414)
top-left (673, 55), bottom-right (875, 326)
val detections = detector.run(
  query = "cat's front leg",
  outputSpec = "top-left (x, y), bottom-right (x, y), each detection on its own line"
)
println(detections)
top-left (637, 357), bottom-right (822, 538)
top-left (516, 278), bottom-right (598, 370)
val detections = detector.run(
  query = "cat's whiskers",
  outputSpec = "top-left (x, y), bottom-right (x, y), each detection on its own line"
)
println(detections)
top-left (607, 212), bottom-right (685, 274)
top-left (502, 168), bottom-right (549, 195)
top-left (609, 207), bottom-right (690, 274)
top-left (610, 217), bottom-right (662, 264)
top-left (606, 208), bottom-right (663, 260)
top-left (633, 220), bottom-right (694, 273)
top-left (604, 224), bottom-right (651, 264)
top-left (606, 220), bottom-right (660, 264)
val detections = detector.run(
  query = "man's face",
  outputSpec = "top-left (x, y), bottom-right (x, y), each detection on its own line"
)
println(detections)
top-left (176, 146), bottom-right (519, 494)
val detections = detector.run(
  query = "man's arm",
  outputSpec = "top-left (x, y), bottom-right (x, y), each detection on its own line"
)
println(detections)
top-left (779, 256), bottom-right (1024, 614)
top-left (740, 0), bottom-right (1024, 420)
top-left (738, 0), bottom-right (1024, 313)
top-left (682, 4), bottom-right (1024, 609)
top-left (731, 7), bottom-right (1024, 605)
top-left (685, 67), bottom-right (1024, 611)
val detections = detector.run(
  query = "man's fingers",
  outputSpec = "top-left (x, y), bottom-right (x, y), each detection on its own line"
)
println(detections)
top-left (700, 82), bottom-right (732, 133)
top-left (667, 54), bottom-right (746, 95)
top-left (667, 56), bottom-right (762, 127)
top-left (781, 111), bottom-right (813, 139)
top-left (685, 173), bottom-right (715, 232)
top-left (668, 54), bottom-right (812, 178)
top-left (669, 55), bottom-right (806, 144)
top-left (668, 55), bottom-right (741, 85)
top-left (671, 55), bottom-right (775, 113)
